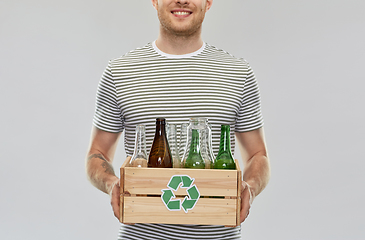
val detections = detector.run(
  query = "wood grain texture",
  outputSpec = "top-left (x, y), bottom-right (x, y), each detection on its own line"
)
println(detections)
top-left (123, 167), bottom-right (238, 197)
top-left (119, 166), bottom-right (125, 223)
top-left (124, 196), bottom-right (237, 226)
top-left (119, 158), bottom-right (241, 226)
top-left (236, 159), bottom-right (242, 226)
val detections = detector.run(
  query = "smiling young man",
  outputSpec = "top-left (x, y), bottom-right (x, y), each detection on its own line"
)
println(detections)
top-left (153, 0), bottom-right (211, 54)
top-left (86, 0), bottom-right (270, 239)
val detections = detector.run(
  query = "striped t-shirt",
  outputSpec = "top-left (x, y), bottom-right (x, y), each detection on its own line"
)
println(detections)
top-left (93, 42), bottom-right (264, 239)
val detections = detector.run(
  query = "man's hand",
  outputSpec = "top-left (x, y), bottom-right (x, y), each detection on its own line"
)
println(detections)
top-left (240, 181), bottom-right (254, 223)
top-left (236, 129), bottom-right (270, 223)
top-left (110, 156), bottom-right (131, 220)
top-left (110, 179), bottom-right (121, 219)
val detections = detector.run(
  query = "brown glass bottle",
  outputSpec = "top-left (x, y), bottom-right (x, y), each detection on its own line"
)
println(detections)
top-left (148, 118), bottom-right (172, 168)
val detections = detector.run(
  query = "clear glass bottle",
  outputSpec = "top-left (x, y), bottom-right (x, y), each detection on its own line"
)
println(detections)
top-left (214, 124), bottom-right (236, 169)
top-left (179, 122), bottom-right (188, 165)
top-left (167, 123), bottom-right (181, 168)
top-left (129, 125), bottom-right (148, 167)
top-left (148, 118), bottom-right (172, 168)
top-left (201, 123), bottom-right (215, 169)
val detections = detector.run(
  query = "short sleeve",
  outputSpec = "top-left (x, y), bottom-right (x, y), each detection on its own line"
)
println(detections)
top-left (235, 64), bottom-right (264, 132)
top-left (92, 61), bottom-right (124, 133)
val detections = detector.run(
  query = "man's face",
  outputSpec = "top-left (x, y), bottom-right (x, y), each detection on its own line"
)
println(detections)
top-left (152, 0), bottom-right (212, 36)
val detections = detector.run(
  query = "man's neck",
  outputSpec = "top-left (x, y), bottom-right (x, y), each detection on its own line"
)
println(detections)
top-left (155, 28), bottom-right (204, 55)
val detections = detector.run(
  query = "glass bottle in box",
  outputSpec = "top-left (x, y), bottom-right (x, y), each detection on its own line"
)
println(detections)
top-left (184, 129), bottom-right (205, 169)
top-left (129, 124), bottom-right (148, 167)
top-left (148, 118), bottom-right (172, 168)
top-left (182, 118), bottom-right (214, 169)
top-left (214, 124), bottom-right (236, 169)
top-left (167, 123), bottom-right (181, 168)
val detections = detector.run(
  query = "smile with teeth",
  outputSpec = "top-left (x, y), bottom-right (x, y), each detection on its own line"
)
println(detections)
top-left (172, 11), bottom-right (191, 16)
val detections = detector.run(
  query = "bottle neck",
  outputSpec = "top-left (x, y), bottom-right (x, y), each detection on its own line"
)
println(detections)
top-left (218, 125), bottom-right (231, 153)
top-left (133, 125), bottom-right (147, 158)
top-left (155, 118), bottom-right (167, 137)
top-left (186, 129), bottom-right (204, 165)
top-left (135, 131), bottom-right (146, 153)
top-left (167, 124), bottom-right (178, 155)
top-left (190, 129), bottom-right (201, 153)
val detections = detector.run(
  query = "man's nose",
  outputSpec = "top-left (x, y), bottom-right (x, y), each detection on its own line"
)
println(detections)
top-left (176, 0), bottom-right (189, 5)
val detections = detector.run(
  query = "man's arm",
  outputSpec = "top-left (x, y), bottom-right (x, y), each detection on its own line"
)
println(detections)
top-left (85, 126), bottom-right (122, 218)
top-left (235, 127), bottom-right (271, 222)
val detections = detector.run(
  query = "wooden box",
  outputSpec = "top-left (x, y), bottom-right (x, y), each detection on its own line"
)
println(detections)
top-left (119, 159), bottom-right (242, 227)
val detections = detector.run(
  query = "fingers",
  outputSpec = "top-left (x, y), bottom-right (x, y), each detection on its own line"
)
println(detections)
top-left (240, 190), bottom-right (250, 222)
top-left (240, 181), bottom-right (253, 223)
top-left (111, 197), bottom-right (120, 219)
top-left (110, 181), bottom-right (121, 220)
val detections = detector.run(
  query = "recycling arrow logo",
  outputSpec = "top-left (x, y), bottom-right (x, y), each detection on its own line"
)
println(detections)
top-left (161, 175), bottom-right (200, 213)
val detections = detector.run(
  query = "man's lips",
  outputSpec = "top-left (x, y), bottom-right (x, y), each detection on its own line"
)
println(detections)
top-left (171, 9), bottom-right (192, 17)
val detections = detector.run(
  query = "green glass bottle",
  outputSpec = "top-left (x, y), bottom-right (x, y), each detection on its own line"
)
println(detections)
top-left (214, 125), bottom-right (236, 169)
top-left (184, 129), bottom-right (205, 169)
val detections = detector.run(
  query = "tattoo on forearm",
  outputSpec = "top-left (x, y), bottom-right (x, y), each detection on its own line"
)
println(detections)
top-left (88, 153), bottom-right (115, 175)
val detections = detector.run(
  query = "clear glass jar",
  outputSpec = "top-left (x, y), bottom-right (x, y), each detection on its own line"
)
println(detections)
top-left (181, 118), bottom-right (214, 169)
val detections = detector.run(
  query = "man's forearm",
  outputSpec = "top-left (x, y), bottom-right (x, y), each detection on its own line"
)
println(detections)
top-left (242, 153), bottom-right (270, 198)
top-left (86, 153), bottom-right (119, 195)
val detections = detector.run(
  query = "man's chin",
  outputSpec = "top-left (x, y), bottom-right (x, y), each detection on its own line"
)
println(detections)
top-left (167, 25), bottom-right (202, 37)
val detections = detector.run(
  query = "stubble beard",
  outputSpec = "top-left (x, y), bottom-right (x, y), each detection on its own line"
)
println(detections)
top-left (158, 10), bottom-right (205, 38)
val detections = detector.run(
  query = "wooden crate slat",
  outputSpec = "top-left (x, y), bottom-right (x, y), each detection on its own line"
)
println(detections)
top-left (234, 159), bottom-right (242, 226)
top-left (236, 167), bottom-right (242, 226)
top-left (119, 167), bottom-right (125, 223)
top-left (123, 196), bottom-right (237, 226)
top-left (124, 167), bottom-right (238, 197)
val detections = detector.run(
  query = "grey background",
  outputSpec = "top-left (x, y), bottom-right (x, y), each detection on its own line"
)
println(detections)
top-left (1, 0), bottom-right (364, 239)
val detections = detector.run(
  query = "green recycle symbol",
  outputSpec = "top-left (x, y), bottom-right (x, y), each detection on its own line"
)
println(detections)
top-left (161, 175), bottom-right (200, 213)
